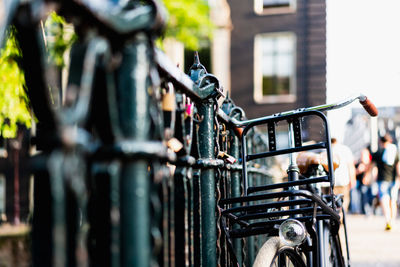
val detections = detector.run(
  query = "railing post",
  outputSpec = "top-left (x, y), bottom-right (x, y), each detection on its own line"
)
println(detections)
top-left (198, 100), bottom-right (217, 267)
top-left (229, 128), bottom-right (243, 265)
top-left (189, 52), bottom-right (222, 267)
top-left (117, 33), bottom-right (152, 267)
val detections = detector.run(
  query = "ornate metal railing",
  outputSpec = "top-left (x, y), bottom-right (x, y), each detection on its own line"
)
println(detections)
top-left (1, 1), bottom-right (274, 266)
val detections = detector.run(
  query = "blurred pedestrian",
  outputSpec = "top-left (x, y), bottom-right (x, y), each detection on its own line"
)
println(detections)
top-left (352, 146), bottom-right (373, 214)
top-left (331, 138), bottom-right (356, 212)
top-left (371, 134), bottom-right (400, 231)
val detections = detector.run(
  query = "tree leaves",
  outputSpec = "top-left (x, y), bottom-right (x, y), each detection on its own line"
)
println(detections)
top-left (44, 12), bottom-right (77, 68)
top-left (0, 28), bottom-right (31, 138)
top-left (0, 2), bottom-right (213, 138)
top-left (162, 0), bottom-right (214, 50)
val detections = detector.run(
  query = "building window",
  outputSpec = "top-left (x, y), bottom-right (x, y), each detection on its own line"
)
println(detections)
top-left (254, 32), bottom-right (296, 103)
top-left (254, 0), bottom-right (296, 15)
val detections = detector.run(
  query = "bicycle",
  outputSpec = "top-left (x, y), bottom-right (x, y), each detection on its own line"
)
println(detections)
top-left (219, 94), bottom-right (378, 266)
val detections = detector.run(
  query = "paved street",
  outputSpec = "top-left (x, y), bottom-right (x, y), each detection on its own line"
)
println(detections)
top-left (346, 214), bottom-right (400, 267)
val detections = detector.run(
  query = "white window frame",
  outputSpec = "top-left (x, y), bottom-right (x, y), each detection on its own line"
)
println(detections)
top-left (254, 32), bottom-right (297, 104)
top-left (254, 0), bottom-right (297, 15)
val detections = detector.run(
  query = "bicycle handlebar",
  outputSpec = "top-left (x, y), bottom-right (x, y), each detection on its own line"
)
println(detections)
top-left (217, 93), bottom-right (378, 136)
top-left (358, 95), bottom-right (378, 117)
top-left (301, 94), bottom-right (378, 117)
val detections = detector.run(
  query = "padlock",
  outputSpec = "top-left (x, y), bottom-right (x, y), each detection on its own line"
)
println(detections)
top-left (162, 83), bottom-right (176, 112)
top-left (185, 99), bottom-right (193, 119)
top-left (162, 82), bottom-right (176, 139)
top-left (218, 151), bottom-right (237, 164)
top-left (167, 137), bottom-right (184, 153)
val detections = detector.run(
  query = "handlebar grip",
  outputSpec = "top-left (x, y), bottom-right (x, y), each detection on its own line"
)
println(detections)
top-left (359, 96), bottom-right (378, 117)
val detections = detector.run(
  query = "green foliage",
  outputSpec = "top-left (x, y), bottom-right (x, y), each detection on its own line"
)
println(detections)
top-left (162, 0), bottom-right (214, 50)
top-left (44, 12), bottom-right (77, 67)
top-left (0, 28), bottom-right (31, 138)
top-left (0, 3), bottom-right (210, 137)
top-left (0, 12), bottom-right (74, 139)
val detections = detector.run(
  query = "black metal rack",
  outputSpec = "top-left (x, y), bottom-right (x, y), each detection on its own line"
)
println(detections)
top-left (220, 110), bottom-right (340, 239)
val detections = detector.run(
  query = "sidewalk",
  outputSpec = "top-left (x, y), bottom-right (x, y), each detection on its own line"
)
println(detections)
top-left (0, 223), bottom-right (30, 267)
top-left (346, 214), bottom-right (400, 267)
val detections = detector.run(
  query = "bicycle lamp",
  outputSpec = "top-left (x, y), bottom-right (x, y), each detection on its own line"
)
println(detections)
top-left (279, 219), bottom-right (306, 246)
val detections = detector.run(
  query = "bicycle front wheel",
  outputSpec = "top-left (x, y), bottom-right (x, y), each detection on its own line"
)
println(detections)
top-left (253, 237), bottom-right (306, 267)
top-left (322, 223), bottom-right (344, 267)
